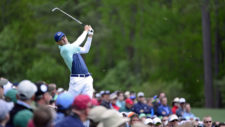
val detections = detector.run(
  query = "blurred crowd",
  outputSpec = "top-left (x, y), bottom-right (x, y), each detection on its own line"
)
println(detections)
top-left (0, 77), bottom-right (225, 127)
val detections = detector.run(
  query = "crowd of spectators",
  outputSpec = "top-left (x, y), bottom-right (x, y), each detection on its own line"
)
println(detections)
top-left (0, 77), bottom-right (225, 127)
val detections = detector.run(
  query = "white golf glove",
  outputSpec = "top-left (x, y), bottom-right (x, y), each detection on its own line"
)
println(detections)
top-left (88, 28), bottom-right (94, 35)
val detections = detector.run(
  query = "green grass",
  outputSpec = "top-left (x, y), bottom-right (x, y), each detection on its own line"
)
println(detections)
top-left (192, 108), bottom-right (225, 122)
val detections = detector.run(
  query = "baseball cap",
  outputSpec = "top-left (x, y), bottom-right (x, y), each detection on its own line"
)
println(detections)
top-left (13, 109), bottom-right (33, 127)
top-left (56, 92), bottom-right (74, 110)
top-left (54, 32), bottom-right (65, 42)
top-left (179, 98), bottom-right (186, 103)
top-left (5, 88), bottom-right (18, 103)
top-left (137, 92), bottom-right (144, 97)
top-left (110, 93), bottom-right (117, 100)
top-left (0, 78), bottom-right (8, 87)
top-left (168, 114), bottom-right (178, 122)
top-left (88, 106), bottom-right (107, 122)
top-left (144, 118), bottom-right (153, 125)
top-left (17, 80), bottom-right (37, 100)
top-left (72, 94), bottom-right (92, 110)
top-left (139, 113), bottom-right (146, 119)
top-left (0, 99), bottom-right (13, 121)
top-left (153, 117), bottom-right (162, 125)
top-left (57, 88), bottom-right (64, 93)
top-left (125, 98), bottom-right (133, 105)
top-left (35, 83), bottom-right (48, 97)
top-left (173, 97), bottom-right (179, 103)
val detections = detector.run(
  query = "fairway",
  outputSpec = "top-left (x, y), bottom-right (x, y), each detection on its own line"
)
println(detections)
top-left (192, 108), bottom-right (225, 122)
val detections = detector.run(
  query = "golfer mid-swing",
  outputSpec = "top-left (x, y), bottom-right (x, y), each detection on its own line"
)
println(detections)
top-left (54, 25), bottom-right (94, 98)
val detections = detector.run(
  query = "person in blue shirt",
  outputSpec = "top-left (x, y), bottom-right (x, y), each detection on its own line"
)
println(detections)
top-left (157, 97), bottom-right (172, 116)
top-left (54, 25), bottom-right (94, 98)
top-left (182, 103), bottom-right (196, 120)
top-left (132, 92), bottom-right (151, 115)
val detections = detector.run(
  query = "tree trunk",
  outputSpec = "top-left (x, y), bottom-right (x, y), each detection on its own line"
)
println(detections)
top-left (201, 0), bottom-right (214, 108)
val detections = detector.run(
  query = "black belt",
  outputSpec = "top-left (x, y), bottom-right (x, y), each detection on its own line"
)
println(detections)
top-left (71, 73), bottom-right (91, 77)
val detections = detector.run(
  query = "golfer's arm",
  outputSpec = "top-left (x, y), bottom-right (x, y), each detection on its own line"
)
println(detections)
top-left (72, 31), bottom-right (88, 46)
top-left (79, 37), bottom-right (92, 54)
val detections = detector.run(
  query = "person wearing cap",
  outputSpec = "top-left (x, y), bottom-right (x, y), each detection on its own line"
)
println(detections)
top-left (171, 97), bottom-right (179, 114)
top-left (0, 78), bottom-right (9, 99)
top-left (119, 98), bottom-right (134, 113)
top-left (55, 94), bottom-right (93, 127)
top-left (168, 114), bottom-right (179, 127)
top-left (110, 94), bottom-right (120, 111)
top-left (13, 109), bottom-right (33, 127)
top-left (132, 92), bottom-right (151, 115)
top-left (129, 113), bottom-right (140, 127)
top-left (101, 90), bottom-right (111, 109)
top-left (0, 99), bottom-right (13, 127)
top-left (88, 106), bottom-right (107, 127)
top-left (54, 25), bottom-right (94, 98)
top-left (34, 82), bottom-right (52, 107)
top-left (144, 118), bottom-right (154, 127)
top-left (153, 117), bottom-right (162, 127)
top-left (157, 97), bottom-right (172, 117)
top-left (7, 80), bottom-right (37, 127)
top-left (176, 98), bottom-right (186, 117)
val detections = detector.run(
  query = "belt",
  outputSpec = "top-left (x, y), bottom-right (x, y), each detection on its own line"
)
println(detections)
top-left (71, 73), bottom-right (91, 77)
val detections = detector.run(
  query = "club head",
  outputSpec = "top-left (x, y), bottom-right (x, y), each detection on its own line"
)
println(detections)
top-left (52, 7), bottom-right (59, 12)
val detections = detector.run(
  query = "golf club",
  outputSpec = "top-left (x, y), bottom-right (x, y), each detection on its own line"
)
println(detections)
top-left (52, 7), bottom-right (84, 26)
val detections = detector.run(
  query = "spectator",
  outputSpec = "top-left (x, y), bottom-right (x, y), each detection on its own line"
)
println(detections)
top-left (48, 83), bottom-right (57, 104)
top-left (153, 117), bottom-right (162, 127)
top-left (182, 103), bottom-right (195, 120)
top-left (119, 98), bottom-right (134, 113)
top-left (13, 109), bottom-right (33, 127)
top-left (146, 98), bottom-right (155, 117)
top-left (88, 106), bottom-right (107, 127)
top-left (116, 92), bottom-right (125, 109)
top-left (129, 113), bottom-right (140, 127)
top-left (132, 92), bottom-right (150, 115)
top-left (162, 116), bottom-right (169, 127)
top-left (7, 80), bottom-right (37, 127)
top-left (98, 109), bottom-right (129, 127)
top-left (0, 78), bottom-right (9, 99)
top-left (0, 99), bottom-right (12, 127)
top-left (35, 82), bottom-right (52, 107)
top-left (32, 106), bottom-right (54, 127)
top-left (54, 92), bottom-right (75, 125)
top-left (203, 116), bottom-right (213, 127)
top-left (110, 94), bottom-right (120, 111)
top-left (139, 113), bottom-right (147, 122)
top-left (171, 97), bottom-right (179, 114)
top-left (144, 118), bottom-right (154, 127)
top-left (55, 94), bottom-right (93, 127)
top-left (157, 97), bottom-right (172, 117)
top-left (168, 114), bottom-right (179, 127)
top-left (124, 91), bottom-right (130, 99)
top-left (100, 91), bottom-right (111, 109)
top-left (176, 98), bottom-right (186, 117)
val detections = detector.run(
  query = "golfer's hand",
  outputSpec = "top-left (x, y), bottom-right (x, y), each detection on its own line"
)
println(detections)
top-left (84, 25), bottom-right (90, 32)
top-left (88, 26), bottom-right (94, 37)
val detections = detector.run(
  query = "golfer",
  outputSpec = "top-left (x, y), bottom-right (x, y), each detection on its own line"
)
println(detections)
top-left (54, 25), bottom-right (94, 98)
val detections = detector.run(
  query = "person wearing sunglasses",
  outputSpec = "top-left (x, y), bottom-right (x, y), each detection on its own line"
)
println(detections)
top-left (203, 116), bottom-right (212, 127)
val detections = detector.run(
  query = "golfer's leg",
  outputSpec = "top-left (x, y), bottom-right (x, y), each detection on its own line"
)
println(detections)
top-left (81, 76), bottom-right (94, 98)
top-left (68, 77), bottom-right (82, 98)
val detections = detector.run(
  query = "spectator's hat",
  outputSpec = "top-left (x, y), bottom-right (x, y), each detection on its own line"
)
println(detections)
top-left (56, 92), bottom-right (74, 110)
top-left (100, 90), bottom-right (105, 96)
top-left (125, 98), bottom-right (133, 105)
top-left (17, 80), bottom-right (37, 100)
top-left (139, 113), bottom-right (146, 119)
top-left (179, 98), bottom-right (186, 103)
top-left (124, 91), bottom-right (130, 97)
top-left (72, 94), bottom-right (92, 110)
top-left (5, 88), bottom-right (18, 103)
top-left (88, 106), bottom-right (107, 122)
top-left (35, 83), bottom-right (48, 99)
top-left (13, 109), bottom-right (33, 127)
top-left (137, 92), bottom-right (144, 97)
top-left (105, 90), bottom-right (110, 95)
top-left (0, 78), bottom-right (8, 87)
top-left (153, 117), bottom-right (162, 125)
top-left (130, 95), bottom-right (136, 100)
top-left (54, 32), bottom-right (65, 42)
top-left (173, 97), bottom-right (179, 103)
top-left (57, 88), bottom-right (64, 93)
top-left (98, 109), bottom-right (129, 127)
top-left (0, 99), bottom-right (13, 121)
top-left (168, 114), bottom-right (178, 122)
top-left (96, 93), bottom-right (101, 98)
top-left (110, 93), bottom-right (117, 100)
top-left (144, 118), bottom-right (153, 125)
top-left (127, 112), bottom-right (136, 118)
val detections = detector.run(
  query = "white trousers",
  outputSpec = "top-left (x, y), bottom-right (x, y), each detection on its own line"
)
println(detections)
top-left (68, 76), bottom-right (93, 98)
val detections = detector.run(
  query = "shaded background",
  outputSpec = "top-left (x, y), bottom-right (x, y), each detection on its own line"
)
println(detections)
top-left (0, 0), bottom-right (225, 108)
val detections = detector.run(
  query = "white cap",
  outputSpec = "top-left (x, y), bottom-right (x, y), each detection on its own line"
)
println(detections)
top-left (173, 97), bottom-right (179, 103)
top-left (153, 117), bottom-right (162, 125)
top-left (179, 98), bottom-right (186, 103)
top-left (144, 118), bottom-right (153, 125)
top-left (168, 114), bottom-right (178, 122)
top-left (110, 93), bottom-right (117, 100)
top-left (137, 92), bottom-right (144, 97)
top-left (17, 80), bottom-right (37, 100)
top-left (57, 88), bottom-right (64, 93)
